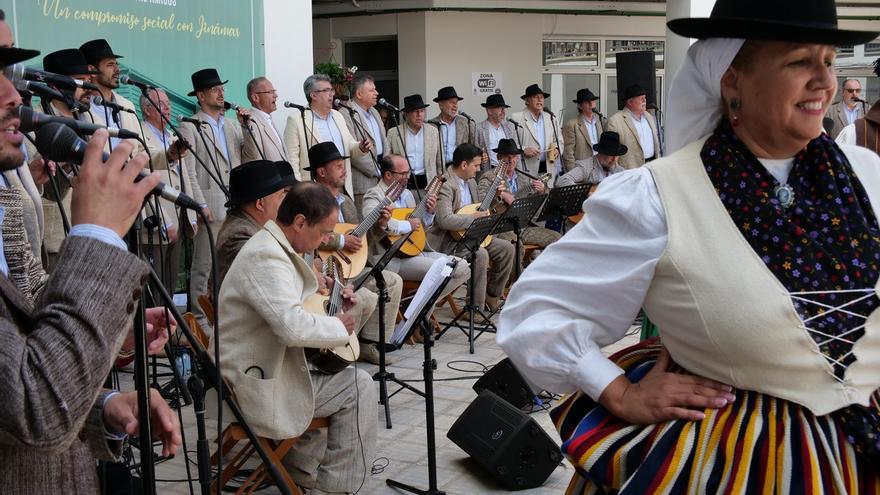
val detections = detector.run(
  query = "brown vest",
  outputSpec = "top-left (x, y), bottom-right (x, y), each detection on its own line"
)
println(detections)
top-left (854, 104), bottom-right (880, 153)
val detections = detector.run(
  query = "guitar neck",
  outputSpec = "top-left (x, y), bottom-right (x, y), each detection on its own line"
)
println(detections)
top-left (351, 197), bottom-right (389, 238)
top-left (410, 196), bottom-right (428, 221)
top-left (326, 280), bottom-right (344, 316)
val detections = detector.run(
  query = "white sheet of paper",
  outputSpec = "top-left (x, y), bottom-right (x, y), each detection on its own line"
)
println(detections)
top-left (391, 256), bottom-right (454, 345)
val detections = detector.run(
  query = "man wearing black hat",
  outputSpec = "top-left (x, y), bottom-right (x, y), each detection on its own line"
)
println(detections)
top-left (478, 139), bottom-right (560, 261)
top-left (308, 142), bottom-right (402, 364)
top-left (562, 88), bottom-right (604, 173)
top-left (387, 94), bottom-right (443, 194)
top-left (0, 16), bottom-right (181, 491)
top-left (428, 86), bottom-right (476, 165)
top-left (80, 39), bottom-right (143, 152)
top-left (557, 131), bottom-right (627, 187)
top-left (178, 67), bottom-right (245, 325)
top-left (510, 83), bottom-right (564, 178)
top-left (606, 84), bottom-right (660, 169)
top-left (475, 93), bottom-right (516, 172)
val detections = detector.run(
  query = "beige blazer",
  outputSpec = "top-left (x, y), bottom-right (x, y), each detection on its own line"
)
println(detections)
top-left (426, 168), bottom-right (479, 254)
top-left (212, 220), bottom-right (349, 439)
top-left (282, 108), bottom-right (362, 196)
top-left (605, 109), bottom-right (660, 169)
top-left (341, 105), bottom-right (387, 196)
top-left (826, 101), bottom-right (870, 140)
top-left (427, 114), bottom-right (476, 163)
top-left (562, 115), bottom-right (604, 172)
top-left (177, 111), bottom-right (243, 225)
top-left (510, 110), bottom-right (565, 177)
top-left (387, 123), bottom-right (443, 184)
top-left (242, 110), bottom-right (288, 163)
top-left (142, 124), bottom-right (204, 238)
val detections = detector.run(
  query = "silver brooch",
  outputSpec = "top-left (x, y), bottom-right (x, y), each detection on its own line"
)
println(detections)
top-left (774, 184), bottom-right (795, 210)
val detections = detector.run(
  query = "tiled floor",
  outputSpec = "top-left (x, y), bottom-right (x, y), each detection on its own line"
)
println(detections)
top-left (130, 293), bottom-right (641, 495)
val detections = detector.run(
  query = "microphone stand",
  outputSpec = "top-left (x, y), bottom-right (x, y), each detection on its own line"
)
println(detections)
top-left (242, 117), bottom-right (267, 161)
top-left (395, 113), bottom-right (423, 202)
top-left (507, 119), bottom-right (529, 175)
top-left (192, 122), bottom-right (231, 199)
top-left (649, 106), bottom-right (664, 157)
top-left (341, 103), bottom-right (381, 176)
top-left (546, 110), bottom-right (562, 177)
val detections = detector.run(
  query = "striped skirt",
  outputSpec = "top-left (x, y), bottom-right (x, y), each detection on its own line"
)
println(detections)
top-left (551, 339), bottom-right (880, 494)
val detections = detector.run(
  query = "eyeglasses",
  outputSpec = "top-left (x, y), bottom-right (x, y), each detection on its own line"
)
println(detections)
top-left (845, 88), bottom-right (862, 93)
top-left (390, 169), bottom-right (411, 176)
top-left (255, 90), bottom-right (277, 95)
top-left (313, 88), bottom-right (335, 94)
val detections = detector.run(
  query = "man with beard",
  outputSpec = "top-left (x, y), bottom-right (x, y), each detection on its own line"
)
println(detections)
top-left (474, 93), bottom-right (516, 173)
top-left (509, 84), bottom-right (564, 178)
top-left (0, 15), bottom-right (181, 492)
top-left (428, 86), bottom-right (477, 166)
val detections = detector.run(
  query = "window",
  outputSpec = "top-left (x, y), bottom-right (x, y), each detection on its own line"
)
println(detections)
top-left (542, 41), bottom-right (600, 67)
top-left (605, 40), bottom-right (665, 69)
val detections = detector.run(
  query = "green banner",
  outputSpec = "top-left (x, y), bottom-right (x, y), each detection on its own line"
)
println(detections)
top-left (3, 0), bottom-right (264, 114)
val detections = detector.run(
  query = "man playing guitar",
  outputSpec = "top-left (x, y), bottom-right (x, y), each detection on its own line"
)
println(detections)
top-left (363, 154), bottom-right (471, 319)
top-left (309, 142), bottom-right (404, 362)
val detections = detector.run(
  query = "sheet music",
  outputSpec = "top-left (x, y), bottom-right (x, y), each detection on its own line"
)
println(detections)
top-left (391, 256), bottom-right (454, 345)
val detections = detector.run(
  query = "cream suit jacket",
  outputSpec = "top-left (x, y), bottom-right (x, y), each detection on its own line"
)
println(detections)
top-left (509, 110), bottom-right (565, 177)
top-left (341, 105), bottom-right (387, 196)
top-left (212, 220), bottom-right (349, 439)
top-left (386, 123), bottom-right (443, 184)
top-left (605, 109), bottom-right (660, 170)
top-left (142, 125), bottom-right (204, 238)
top-left (241, 110), bottom-right (289, 163)
top-left (562, 115), bottom-right (604, 172)
top-left (282, 108), bottom-right (362, 196)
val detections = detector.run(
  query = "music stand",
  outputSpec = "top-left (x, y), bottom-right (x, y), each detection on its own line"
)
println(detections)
top-left (534, 183), bottom-right (591, 233)
top-left (386, 260), bottom-right (457, 495)
top-left (490, 194), bottom-right (548, 283)
top-left (353, 233), bottom-right (416, 429)
top-left (437, 214), bottom-right (501, 353)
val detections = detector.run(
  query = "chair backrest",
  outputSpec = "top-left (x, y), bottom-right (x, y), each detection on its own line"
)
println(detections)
top-left (198, 294), bottom-right (216, 326)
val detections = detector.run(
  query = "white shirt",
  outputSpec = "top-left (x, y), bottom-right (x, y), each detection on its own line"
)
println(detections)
top-left (406, 125), bottom-right (426, 175)
top-left (389, 189), bottom-right (435, 234)
top-left (313, 111), bottom-right (345, 157)
top-left (251, 107), bottom-right (283, 145)
top-left (582, 114), bottom-right (599, 145)
top-left (844, 104), bottom-right (861, 125)
top-left (487, 122), bottom-right (507, 167)
top-left (526, 111), bottom-right (547, 161)
top-left (455, 175), bottom-right (473, 205)
top-left (497, 156), bottom-right (796, 400)
top-left (357, 104), bottom-right (384, 156)
top-left (439, 116), bottom-right (458, 164)
top-left (628, 109), bottom-right (655, 159)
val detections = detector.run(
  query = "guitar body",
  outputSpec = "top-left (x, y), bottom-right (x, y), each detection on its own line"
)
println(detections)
top-left (317, 223), bottom-right (368, 279)
top-left (568, 184), bottom-right (596, 224)
top-left (302, 293), bottom-right (361, 374)
top-left (386, 207), bottom-right (427, 257)
top-left (453, 203), bottom-right (492, 248)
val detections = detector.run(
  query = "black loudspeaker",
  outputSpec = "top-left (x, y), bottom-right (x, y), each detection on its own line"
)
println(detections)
top-left (447, 390), bottom-right (562, 491)
top-left (615, 50), bottom-right (657, 110)
top-left (473, 357), bottom-right (538, 409)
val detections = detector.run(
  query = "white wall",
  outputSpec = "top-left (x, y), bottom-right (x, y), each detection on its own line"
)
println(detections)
top-left (264, 0), bottom-right (313, 131)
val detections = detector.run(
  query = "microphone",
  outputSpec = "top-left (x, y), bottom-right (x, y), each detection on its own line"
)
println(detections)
top-left (853, 97), bottom-right (869, 104)
top-left (646, 103), bottom-right (659, 111)
top-left (284, 101), bottom-right (306, 111)
top-left (93, 95), bottom-right (136, 114)
top-left (507, 118), bottom-right (521, 128)
top-left (15, 80), bottom-right (64, 102)
top-left (543, 108), bottom-right (556, 118)
top-left (5, 63), bottom-right (99, 91)
top-left (17, 105), bottom-right (140, 139)
top-left (378, 98), bottom-right (400, 112)
top-left (118, 74), bottom-right (154, 91)
top-left (333, 98), bottom-right (349, 109)
top-left (224, 101), bottom-right (250, 120)
top-left (34, 122), bottom-right (202, 210)
top-left (459, 111), bottom-right (475, 121)
top-left (177, 115), bottom-right (206, 126)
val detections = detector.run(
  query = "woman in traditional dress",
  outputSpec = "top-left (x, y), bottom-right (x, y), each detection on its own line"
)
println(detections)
top-left (498, 0), bottom-right (880, 493)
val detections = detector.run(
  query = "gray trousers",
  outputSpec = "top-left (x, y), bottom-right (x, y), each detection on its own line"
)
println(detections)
top-left (283, 366), bottom-right (378, 493)
top-left (387, 251), bottom-right (470, 310)
top-left (471, 236), bottom-right (515, 308)
top-left (356, 269), bottom-right (402, 343)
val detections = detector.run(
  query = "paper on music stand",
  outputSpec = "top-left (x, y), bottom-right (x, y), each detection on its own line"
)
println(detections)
top-left (391, 255), bottom-right (454, 345)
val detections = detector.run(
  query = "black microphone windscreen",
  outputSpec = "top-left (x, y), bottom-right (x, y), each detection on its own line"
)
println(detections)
top-left (35, 122), bottom-right (90, 163)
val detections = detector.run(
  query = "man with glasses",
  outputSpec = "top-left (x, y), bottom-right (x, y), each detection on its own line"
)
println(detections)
top-left (827, 79), bottom-right (870, 139)
top-left (243, 77), bottom-right (288, 163)
top-left (362, 154), bottom-right (469, 323)
top-left (283, 74), bottom-right (371, 198)
top-left (178, 68), bottom-right (246, 327)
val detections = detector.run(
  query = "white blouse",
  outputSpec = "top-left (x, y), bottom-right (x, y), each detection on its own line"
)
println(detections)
top-left (496, 156), bottom-right (798, 401)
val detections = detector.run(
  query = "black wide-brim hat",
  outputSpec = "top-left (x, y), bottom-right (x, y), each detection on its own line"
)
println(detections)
top-left (189, 68), bottom-right (228, 96)
top-left (492, 138), bottom-right (522, 156)
top-left (521, 84), bottom-right (550, 100)
top-left (43, 49), bottom-right (99, 76)
top-left (593, 131), bottom-right (628, 157)
top-left (433, 86), bottom-right (463, 102)
top-left (402, 94), bottom-right (430, 112)
top-left (225, 160), bottom-right (289, 208)
top-left (481, 94), bottom-right (510, 108)
top-left (79, 39), bottom-right (123, 65)
top-left (622, 84), bottom-right (647, 101)
top-left (305, 142), bottom-right (349, 171)
top-left (0, 46), bottom-right (39, 67)
top-left (276, 161), bottom-right (298, 186)
top-left (667, 0), bottom-right (879, 46)
top-left (573, 88), bottom-right (599, 103)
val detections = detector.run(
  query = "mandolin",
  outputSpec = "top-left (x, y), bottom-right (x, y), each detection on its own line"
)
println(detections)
top-left (452, 157), bottom-right (513, 247)
top-left (386, 176), bottom-right (447, 257)
top-left (317, 180), bottom-right (405, 278)
top-left (302, 255), bottom-right (360, 374)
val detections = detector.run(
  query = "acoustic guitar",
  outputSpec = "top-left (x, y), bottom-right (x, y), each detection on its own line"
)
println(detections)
top-left (386, 176), bottom-right (446, 257)
top-left (452, 158), bottom-right (513, 247)
top-left (318, 180), bottom-right (405, 278)
top-left (567, 184), bottom-right (597, 224)
top-left (303, 255), bottom-right (360, 374)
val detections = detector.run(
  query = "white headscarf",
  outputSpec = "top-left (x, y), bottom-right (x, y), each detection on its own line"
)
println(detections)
top-left (665, 38), bottom-right (745, 154)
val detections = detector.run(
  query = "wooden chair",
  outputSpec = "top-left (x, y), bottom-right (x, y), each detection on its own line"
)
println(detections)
top-left (183, 313), bottom-right (330, 494)
top-left (197, 294), bottom-right (216, 327)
